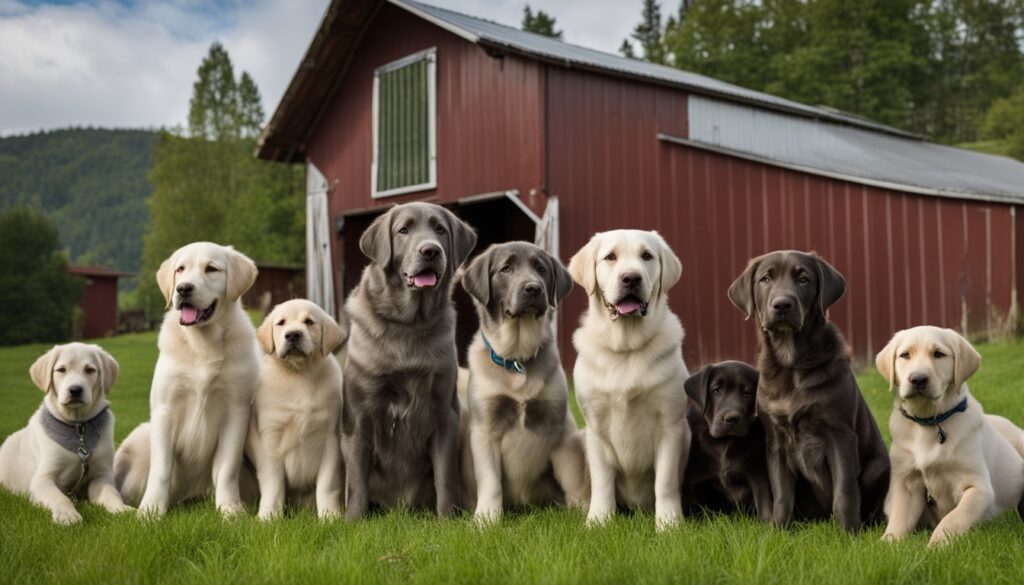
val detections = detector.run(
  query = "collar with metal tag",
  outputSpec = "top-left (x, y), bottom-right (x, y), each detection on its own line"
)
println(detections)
top-left (899, 397), bottom-right (967, 444)
top-left (481, 332), bottom-right (525, 374)
top-left (39, 405), bottom-right (110, 492)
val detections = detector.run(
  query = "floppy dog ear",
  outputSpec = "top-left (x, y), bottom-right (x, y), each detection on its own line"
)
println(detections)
top-left (256, 313), bottom-right (275, 355)
top-left (728, 257), bottom-right (760, 319)
top-left (813, 254), bottom-right (846, 315)
top-left (684, 365), bottom-right (712, 411)
top-left (319, 313), bottom-right (348, 357)
top-left (546, 253), bottom-right (574, 308)
top-left (875, 332), bottom-right (901, 394)
top-left (460, 246), bottom-right (492, 307)
top-left (94, 346), bottom-right (119, 395)
top-left (226, 247), bottom-right (258, 302)
top-left (653, 231), bottom-right (682, 296)
top-left (156, 253), bottom-right (177, 310)
top-left (444, 208), bottom-right (478, 270)
top-left (568, 235), bottom-right (599, 296)
top-left (29, 346), bottom-right (60, 393)
top-left (360, 208), bottom-right (394, 268)
top-left (948, 329), bottom-right (981, 394)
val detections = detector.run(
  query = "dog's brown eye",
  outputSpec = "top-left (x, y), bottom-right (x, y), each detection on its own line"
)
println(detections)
top-left (55, 367), bottom-right (66, 373)
top-left (84, 367), bottom-right (96, 374)
top-left (933, 350), bottom-right (946, 358)
top-left (434, 225), bottom-right (446, 235)
top-left (176, 266), bottom-right (185, 273)
top-left (712, 387), bottom-right (722, 396)
top-left (304, 318), bottom-right (314, 326)
top-left (797, 275), bottom-right (810, 284)
top-left (500, 265), bottom-right (512, 274)
top-left (899, 351), bottom-right (910, 359)
top-left (276, 319), bottom-right (285, 326)
top-left (641, 251), bottom-right (653, 261)
top-left (205, 265), bottom-right (219, 273)
top-left (759, 275), bottom-right (770, 284)
top-left (398, 227), bottom-right (409, 235)
top-left (536, 263), bottom-right (546, 274)
top-left (604, 253), bottom-right (616, 262)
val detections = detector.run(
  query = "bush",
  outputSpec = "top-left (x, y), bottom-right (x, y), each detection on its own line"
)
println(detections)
top-left (0, 207), bottom-right (83, 345)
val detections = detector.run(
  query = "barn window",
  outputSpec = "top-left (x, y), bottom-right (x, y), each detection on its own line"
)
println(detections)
top-left (372, 47), bottom-right (437, 198)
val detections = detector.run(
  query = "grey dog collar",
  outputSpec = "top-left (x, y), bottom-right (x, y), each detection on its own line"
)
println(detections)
top-left (39, 405), bottom-right (109, 460)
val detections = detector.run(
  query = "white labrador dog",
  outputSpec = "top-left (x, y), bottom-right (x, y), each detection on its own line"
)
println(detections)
top-left (114, 242), bottom-right (259, 517)
top-left (247, 299), bottom-right (347, 520)
top-left (0, 343), bottom-right (131, 524)
top-left (877, 326), bottom-right (1024, 547)
top-left (568, 229), bottom-right (690, 531)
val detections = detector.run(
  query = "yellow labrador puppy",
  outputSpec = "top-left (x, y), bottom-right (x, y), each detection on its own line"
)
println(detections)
top-left (0, 343), bottom-right (131, 524)
top-left (247, 299), bottom-right (347, 520)
top-left (569, 229), bottom-right (690, 531)
top-left (114, 242), bottom-right (259, 517)
top-left (877, 326), bottom-right (1024, 547)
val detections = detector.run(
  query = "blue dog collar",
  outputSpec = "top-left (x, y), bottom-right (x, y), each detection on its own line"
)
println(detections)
top-left (899, 397), bottom-right (967, 444)
top-left (481, 332), bottom-right (525, 375)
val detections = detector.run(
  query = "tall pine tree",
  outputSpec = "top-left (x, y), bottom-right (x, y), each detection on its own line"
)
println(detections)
top-left (522, 5), bottom-right (562, 39)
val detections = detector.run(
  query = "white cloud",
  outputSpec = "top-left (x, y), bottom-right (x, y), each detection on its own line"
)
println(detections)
top-left (0, 0), bottom-right (676, 136)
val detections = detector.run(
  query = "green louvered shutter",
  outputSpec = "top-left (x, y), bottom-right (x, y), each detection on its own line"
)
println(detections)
top-left (373, 48), bottom-right (436, 196)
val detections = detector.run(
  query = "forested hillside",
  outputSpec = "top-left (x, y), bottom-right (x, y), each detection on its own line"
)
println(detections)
top-left (0, 128), bottom-right (156, 275)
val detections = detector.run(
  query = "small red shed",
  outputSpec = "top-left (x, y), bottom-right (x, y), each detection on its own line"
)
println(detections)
top-left (67, 265), bottom-right (132, 339)
top-left (258, 0), bottom-right (1024, 368)
top-left (243, 263), bottom-right (305, 312)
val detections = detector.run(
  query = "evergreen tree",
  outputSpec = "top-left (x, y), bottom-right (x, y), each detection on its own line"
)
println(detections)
top-left (631, 0), bottom-right (667, 64)
top-left (522, 5), bottom-right (562, 39)
top-left (619, 39), bottom-right (637, 59)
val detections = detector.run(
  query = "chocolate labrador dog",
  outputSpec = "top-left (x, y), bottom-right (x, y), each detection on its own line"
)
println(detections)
top-left (728, 250), bottom-right (889, 531)
top-left (682, 361), bottom-right (772, 520)
top-left (342, 202), bottom-right (477, 520)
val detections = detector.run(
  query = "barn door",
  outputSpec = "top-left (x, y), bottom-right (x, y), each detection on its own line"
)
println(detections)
top-left (534, 196), bottom-right (559, 262)
top-left (306, 162), bottom-right (336, 317)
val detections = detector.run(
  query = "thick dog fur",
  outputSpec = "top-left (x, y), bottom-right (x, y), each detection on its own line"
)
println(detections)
top-left (341, 202), bottom-right (477, 520)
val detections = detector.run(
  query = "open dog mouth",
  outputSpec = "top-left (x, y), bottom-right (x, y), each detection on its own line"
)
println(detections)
top-left (179, 301), bottom-right (217, 326)
top-left (404, 270), bottom-right (439, 289)
top-left (606, 294), bottom-right (648, 320)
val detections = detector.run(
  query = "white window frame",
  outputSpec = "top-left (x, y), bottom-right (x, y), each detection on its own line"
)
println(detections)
top-left (371, 47), bottom-right (438, 199)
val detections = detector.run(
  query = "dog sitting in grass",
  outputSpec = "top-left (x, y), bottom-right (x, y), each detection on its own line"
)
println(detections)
top-left (0, 343), bottom-right (132, 524)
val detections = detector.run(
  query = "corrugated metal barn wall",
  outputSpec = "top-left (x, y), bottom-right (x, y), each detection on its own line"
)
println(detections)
top-left (547, 68), bottom-right (1018, 368)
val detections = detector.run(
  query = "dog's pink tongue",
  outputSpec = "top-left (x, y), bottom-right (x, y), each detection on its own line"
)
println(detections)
top-left (180, 306), bottom-right (200, 324)
top-left (413, 272), bottom-right (437, 288)
top-left (615, 298), bottom-right (641, 315)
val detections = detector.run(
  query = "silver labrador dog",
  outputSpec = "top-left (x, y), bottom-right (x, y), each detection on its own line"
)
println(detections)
top-left (342, 202), bottom-right (477, 519)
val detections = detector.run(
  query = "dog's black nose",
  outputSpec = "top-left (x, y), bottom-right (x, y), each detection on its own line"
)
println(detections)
top-left (176, 283), bottom-right (194, 297)
top-left (772, 298), bottom-right (793, 312)
top-left (284, 331), bottom-right (301, 344)
top-left (722, 413), bottom-right (740, 426)
top-left (909, 373), bottom-right (929, 389)
top-left (69, 385), bottom-right (83, 398)
top-left (620, 272), bottom-right (642, 286)
top-left (523, 282), bottom-right (542, 296)
top-left (419, 244), bottom-right (441, 260)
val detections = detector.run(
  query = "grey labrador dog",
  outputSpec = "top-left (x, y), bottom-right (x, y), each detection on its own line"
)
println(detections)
top-left (342, 202), bottom-right (477, 520)
top-left (457, 241), bottom-right (589, 523)
top-left (728, 250), bottom-right (889, 531)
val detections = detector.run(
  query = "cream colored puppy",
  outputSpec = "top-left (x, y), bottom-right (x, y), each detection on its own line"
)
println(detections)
top-left (877, 326), bottom-right (1024, 547)
top-left (569, 229), bottom-right (690, 531)
top-left (114, 242), bottom-right (259, 517)
top-left (0, 343), bottom-right (132, 524)
top-left (247, 299), bottom-right (347, 520)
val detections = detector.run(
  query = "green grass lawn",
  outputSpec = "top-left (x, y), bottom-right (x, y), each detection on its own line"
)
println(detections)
top-left (1, 334), bottom-right (1023, 584)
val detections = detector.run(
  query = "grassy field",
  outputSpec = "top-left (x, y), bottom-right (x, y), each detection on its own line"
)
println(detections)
top-left (1, 333), bottom-right (1023, 584)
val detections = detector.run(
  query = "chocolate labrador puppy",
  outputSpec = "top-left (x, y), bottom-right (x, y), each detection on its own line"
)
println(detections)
top-left (342, 202), bottom-right (477, 520)
top-left (682, 361), bottom-right (772, 520)
top-left (728, 250), bottom-right (889, 531)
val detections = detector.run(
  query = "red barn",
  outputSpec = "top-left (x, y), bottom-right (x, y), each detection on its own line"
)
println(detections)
top-left (67, 265), bottom-right (132, 339)
top-left (258, 0), bottom-right (1024, 368)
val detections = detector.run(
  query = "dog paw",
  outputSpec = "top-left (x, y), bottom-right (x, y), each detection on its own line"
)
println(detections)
top-left (318, 508), bottom-right (342, 521)
top-left (108, 502), bottom-right (135, 515)
top-left (138, 501), bottom-right (166, 519)
top-left (927, 531), bottom-right (954, 549)
top-left (219, 502), bottom-right (246, 519)
top-left (52, 508), bottom-right (82, 526)
top-left (474, 507), bottom-right (502, 527)
top-left (655, 512), bottom-right (681, 533)
top-left (585, 510), bottom-right (612, 528)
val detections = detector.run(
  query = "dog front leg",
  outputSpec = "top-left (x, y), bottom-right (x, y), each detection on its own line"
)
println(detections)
top-left (314, 431), bottom-right (343, 520)
top-left (585, 430), bottom-right (616, 527)
top-left (749, 472), bottom-right (774, 523)
top-left (430, 405), bottom-right (462, 518)
top-left (928, 484), bottom-right (994, 547)
top-left (827, 430), bottom-right (862, 532)
top-left (139, 407), bottom-right (174, 517)
top-left (653, 425), bottom-right (687, 532)
top-left (88, 473), bottom-right (133, 515)
top-left (30, 473), bottom-right (81, 525)
top-left (470, 425), bottom-right (503, 524)
top-left (882, 471), bottom-right (925, 542)
top-left (550, 426), bottom-right (590, 509)
top-left (341, 415), bottom-right (370, 521)
top-left (212, 404), bottom-right (249, 517)
top-left (767, 440), bottom-right (796, 528)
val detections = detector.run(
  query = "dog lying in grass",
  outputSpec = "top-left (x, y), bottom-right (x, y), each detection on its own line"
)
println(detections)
top-left (0, 343), bottom-right (132, 524)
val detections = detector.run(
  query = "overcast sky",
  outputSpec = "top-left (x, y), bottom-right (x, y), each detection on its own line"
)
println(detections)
top-left (0, 0), bottom-right (679, 136)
